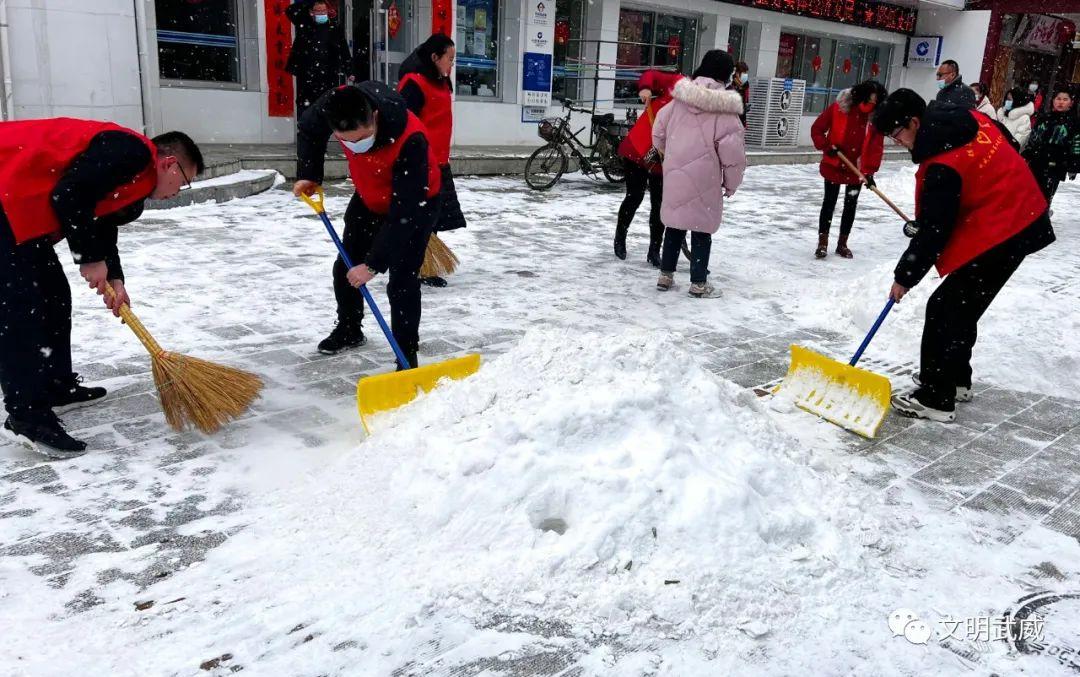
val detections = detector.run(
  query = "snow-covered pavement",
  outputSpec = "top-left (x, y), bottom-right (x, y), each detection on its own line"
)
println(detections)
top-left (2, 162), bottom-right (1080, 676)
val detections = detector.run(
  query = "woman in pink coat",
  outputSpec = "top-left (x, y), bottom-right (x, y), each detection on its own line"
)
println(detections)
top-left (652, 50), bottom-right (746, 298)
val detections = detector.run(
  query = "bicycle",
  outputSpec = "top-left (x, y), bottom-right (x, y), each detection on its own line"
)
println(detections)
top-left (524, 104), bottom-right (633, 191)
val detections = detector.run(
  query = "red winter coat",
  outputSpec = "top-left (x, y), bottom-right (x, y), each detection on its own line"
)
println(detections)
top-left (811, 89), bottom-right (884, 185)
top-left (618, 70), bottom-right (683, 174)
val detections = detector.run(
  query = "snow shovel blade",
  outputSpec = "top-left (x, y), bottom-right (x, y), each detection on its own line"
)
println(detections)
top-left (356, 353), bottom-right (481, 433)
top-left (777, 345), bottom-right (891, 438)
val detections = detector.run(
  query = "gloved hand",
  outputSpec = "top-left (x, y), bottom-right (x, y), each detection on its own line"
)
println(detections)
top-left (825, 145), bottom-right (840, 157)
top-left (903, 220), bottom-right (920, 238)
top-left (643, 147), bottom-right (662, 166)
top-left (864, 174), bottom-right (876, 189)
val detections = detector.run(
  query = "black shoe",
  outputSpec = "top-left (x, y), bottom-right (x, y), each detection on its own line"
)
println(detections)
top-left (51, 374), bottom-right (107, 411)
top-left (3, 413), bottom-right (87, 459)
top-left (911, 372), bottom-right (973, 402)
top-left (420, 276), bottom-right (448, 288)
top-left (646, 248), bottom-right (661, 268)
top-left (613, 237), bottom-right (627, 260)
top-left (317, 323), bottom-right (367, 355)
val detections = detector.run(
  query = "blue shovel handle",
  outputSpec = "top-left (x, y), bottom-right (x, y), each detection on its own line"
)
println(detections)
top-left (302, 189), bottom-right (413, 370)
top-left (849, 299), bottom-right (895, 367)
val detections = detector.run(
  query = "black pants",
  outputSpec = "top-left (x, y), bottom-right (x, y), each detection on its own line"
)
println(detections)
top-left (332, 193), bottom-right (437, 367)
top-left (819, 180), bottom-right (861, 237)
top-left (434, 165), bottom-right (467, 232)
top-left (616, 160), bottom-right (664, 252)
top-left (296, 76), bottom-right (338, 118)
top-left (660, 228), bottom-right (711, 283)
top-left (918, 235), bottom-right (1027, 409)
top-left (1028, 162), bottom-right (1062, 204)
top-left (0, 213), bottom-right (74, 418)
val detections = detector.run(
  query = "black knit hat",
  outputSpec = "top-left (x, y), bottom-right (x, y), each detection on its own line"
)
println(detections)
top-left (872, 88), bottom-right (926, 136)
top-left (692, 50), bottom-right (735, 83)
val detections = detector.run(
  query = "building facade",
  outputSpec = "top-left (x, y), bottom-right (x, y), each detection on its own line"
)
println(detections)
top-left (0, 0), bottom-right (1076, 148)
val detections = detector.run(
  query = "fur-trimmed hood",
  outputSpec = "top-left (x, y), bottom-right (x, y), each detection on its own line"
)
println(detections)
top-left (672, 77), bottom-right (744, 116)
top-left (835, 88), bottom-right (854, 114)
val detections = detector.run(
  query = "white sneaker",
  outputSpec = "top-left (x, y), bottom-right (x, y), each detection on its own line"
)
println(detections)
top-left (656, 272), bottom-right (674, 291)
top-left (688, 282), bottom-right (721, 298)
top-left (911, 373), bottom-right (973, 403)
top-left (891, 393), bottom-right (956, 423)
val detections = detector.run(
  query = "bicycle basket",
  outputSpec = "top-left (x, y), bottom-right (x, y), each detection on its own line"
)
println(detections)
top-left (538, 117), bottom-right (565, 143)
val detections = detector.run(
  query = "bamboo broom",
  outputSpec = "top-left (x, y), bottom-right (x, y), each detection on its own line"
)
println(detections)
top-left (103, 286), bottom-right (263, 434)
top-left (419, 233), bottom-right (459, 278)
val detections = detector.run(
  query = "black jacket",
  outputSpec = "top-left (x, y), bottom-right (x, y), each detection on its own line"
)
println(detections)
top-left (935, 78), bottom-right (976, 109)
top-left (1023, 110), bottom-right (1080, 180)
top-left (895, 103), bottom-right (1054, 289)
top-left (284, 0), bottom-right (352, 83)
top-left (297, 81), bottom-right (435, 273)
top-left (49, 130), bottom-right (154, 281)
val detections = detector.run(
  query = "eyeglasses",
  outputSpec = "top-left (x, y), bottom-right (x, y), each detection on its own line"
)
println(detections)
top-left (889, 126), bottom-right (906, 141)
top-left (177, 161), bottom-right (192, 190)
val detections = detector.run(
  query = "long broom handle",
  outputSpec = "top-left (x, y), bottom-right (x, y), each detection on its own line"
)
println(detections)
top-left (102, 283), bottom-right (166, 357)
top-left (300, 188), bottom-right (413, 371)
top-left (850, 299), bottom-right (895, 367)
top-left (835, 150), bottom-right (912, 223)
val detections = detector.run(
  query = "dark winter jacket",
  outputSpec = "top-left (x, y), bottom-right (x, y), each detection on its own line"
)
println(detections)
top-left (935, 78), bottom-right (976, 109)
top-left (285, 0), bottom-right (352, 84)
top-left (728, 78), bottom-right (750, 127)
top-left (1023, 110), bottom-right (1080, 181)
top-left (810, 88), bottom-right (885, 184)
top-left (895, 103), bottom-right (1054, 289)
top-left (296, 81), bottom-right (437, 273)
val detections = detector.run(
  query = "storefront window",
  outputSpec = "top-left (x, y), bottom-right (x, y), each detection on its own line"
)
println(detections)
top-left (776, 31), bottom-right (890, 114)
top-left (156, 0), bottom-right (241, 83)
top-left (457, 0), bottom-right (500, 98)
top-left (728, 23), bottom-right (746, 62)
top-left (614, 9), bottom-right (697, 102)
top-left (553, 0), bottom-right (586, 102)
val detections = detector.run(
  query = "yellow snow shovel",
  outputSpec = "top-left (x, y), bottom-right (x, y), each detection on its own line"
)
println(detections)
top-left (300, 188), bottom-right (481, 433)
top-left (776, 300), bottom-right (895, 438)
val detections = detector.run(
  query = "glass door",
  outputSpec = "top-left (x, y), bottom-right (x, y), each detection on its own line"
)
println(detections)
top-left (371, 0), bottom-right (415, 85)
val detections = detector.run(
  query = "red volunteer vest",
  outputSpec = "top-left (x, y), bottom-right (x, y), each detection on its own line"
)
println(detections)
top-left (397, 73), bottom-right (453, 166)
top-left (0, 118), bottom-right (158, 244)
top-left (915, 111), bottom-right (1048, 276)
top-left (342, 113), bottom-right (441, 215)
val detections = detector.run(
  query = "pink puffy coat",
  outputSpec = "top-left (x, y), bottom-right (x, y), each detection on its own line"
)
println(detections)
top-left (652, 76), bottom-right (746, 234)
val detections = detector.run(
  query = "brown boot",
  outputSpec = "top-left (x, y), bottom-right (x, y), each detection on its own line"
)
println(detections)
top-left (815, 233), bottom-right (829, 259)
top-left (836, 234), bottom-right (853, 259)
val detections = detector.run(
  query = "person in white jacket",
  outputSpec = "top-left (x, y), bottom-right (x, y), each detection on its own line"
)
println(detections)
top-left (971, 82), bottom-right (997, 120)
top-left (997, 87), bottom-right (1034, 148)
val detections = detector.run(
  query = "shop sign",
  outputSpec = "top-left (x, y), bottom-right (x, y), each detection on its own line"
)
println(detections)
top-left (722, 0), bottom-right (916, 35)
top-left (522, 0), bottom-right (554, 107)
top-left (906, 36), bottom-right (942, 68)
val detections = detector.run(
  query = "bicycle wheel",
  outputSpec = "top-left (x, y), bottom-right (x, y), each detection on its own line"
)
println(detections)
top-left (525, 144), bottom-right (568, 191)
top-left (602, 158), bottom-right (626, 183)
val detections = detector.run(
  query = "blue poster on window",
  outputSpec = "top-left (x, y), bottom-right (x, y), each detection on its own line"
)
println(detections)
top-left (522, 52), bottom-right (552, 106)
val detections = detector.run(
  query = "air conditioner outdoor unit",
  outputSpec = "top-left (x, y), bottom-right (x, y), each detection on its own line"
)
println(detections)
top-left (746, 77), bottom-right (806, 148)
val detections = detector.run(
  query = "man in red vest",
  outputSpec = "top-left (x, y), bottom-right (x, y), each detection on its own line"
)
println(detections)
top-left (293, 82), bottom-right (441, 368)
top-left (0, 120), bottom-right (203, 457)
top-left (872, 90), bottom-right (1054, 423)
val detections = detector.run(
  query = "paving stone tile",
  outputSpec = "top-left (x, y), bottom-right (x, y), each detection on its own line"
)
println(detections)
top-left (960, 422), bottom-right (1055, 470)
top-left (114, 416), bottom-right (169, 444)
top-left (1, 529), bottom-right (126, 577)
top-left (418, 338), bottom-right (464, 357)
top-left (1008, 396), bottom-right (1080, 437)
top-left (719, 357), bottom-right (788, 389)
top-left (703, 345), bottom-right (764, 373)
top-left (1042, 507), bottom-right (1080, 540)
top-left (245, 348), bottom-right (310, 368)
top-left (62, 394), bottom-right (161, 434)
top-left (290, 355), bottom-right (378, 383)
top-left (956, 388), bottom-right (1045, 433)
top-left (205, 324), bottom-right (257, 340)
top-left (2, 465), bottom-right (60, 486)
top-left (962, 483), bottom-right (1057, 521)
top-left (910, 448), bottom-right (1000, 499)
top-left (885, 422), bottom-right (983, 462)
top-left (998, 445), bottom-right (1080, 504)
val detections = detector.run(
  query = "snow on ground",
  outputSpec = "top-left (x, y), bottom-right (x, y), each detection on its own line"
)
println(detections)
top-left (2, 160), bottom-right (1079, 675)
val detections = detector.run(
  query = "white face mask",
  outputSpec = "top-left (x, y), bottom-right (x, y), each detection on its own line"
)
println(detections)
top-left (1029, 83), bottom-right (1038, 93)
top-left (341, 135), bottom-right (375, 153)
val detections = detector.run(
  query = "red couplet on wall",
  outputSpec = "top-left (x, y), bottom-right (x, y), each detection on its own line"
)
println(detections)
top-left (265, 0), bottom-right (295, 117)
top-left (432, 0), bottom-right (453, 36)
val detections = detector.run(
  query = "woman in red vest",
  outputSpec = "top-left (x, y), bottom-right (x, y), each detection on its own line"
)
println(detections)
top-left (873, 89), bottom-right (1054, 422)
top-left (293, 82), bottom-right (441, 369)
top-left (810, 80), bottom-right (886, 259)
top-left (0, 121), bottom-right (203, 456)
top-left (398, 34), bottom-right (464, 287)
top-left (614, 69), bottom-right (683, 266)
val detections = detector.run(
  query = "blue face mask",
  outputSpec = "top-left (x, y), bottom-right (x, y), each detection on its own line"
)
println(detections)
top-left (936, 80), bottom-right (947, 91)
top-left (314, 13), bottom-right (329, 24)
top-left (1004, 100), bottom-right (1014, 112)
top-left (341, 135), bottom-right (375, 153)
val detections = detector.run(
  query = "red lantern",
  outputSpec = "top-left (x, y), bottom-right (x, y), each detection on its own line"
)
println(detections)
top-left (870, 62), bottom-right (880, 77)
top-left (811, 55), bottom-right (822, 73)
top-left (1060, 20), bottom-right (1076, 44)
top-left (667, 35), bottom-right (681, 60)
top-left (388, 1), bottom-right (402, 39)
top-left (432, 0), bottom-right (452, 36)
top-left (842, 58), bottom-right (852, 74)
top-left (555, 20), bottom-right (570, 46)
